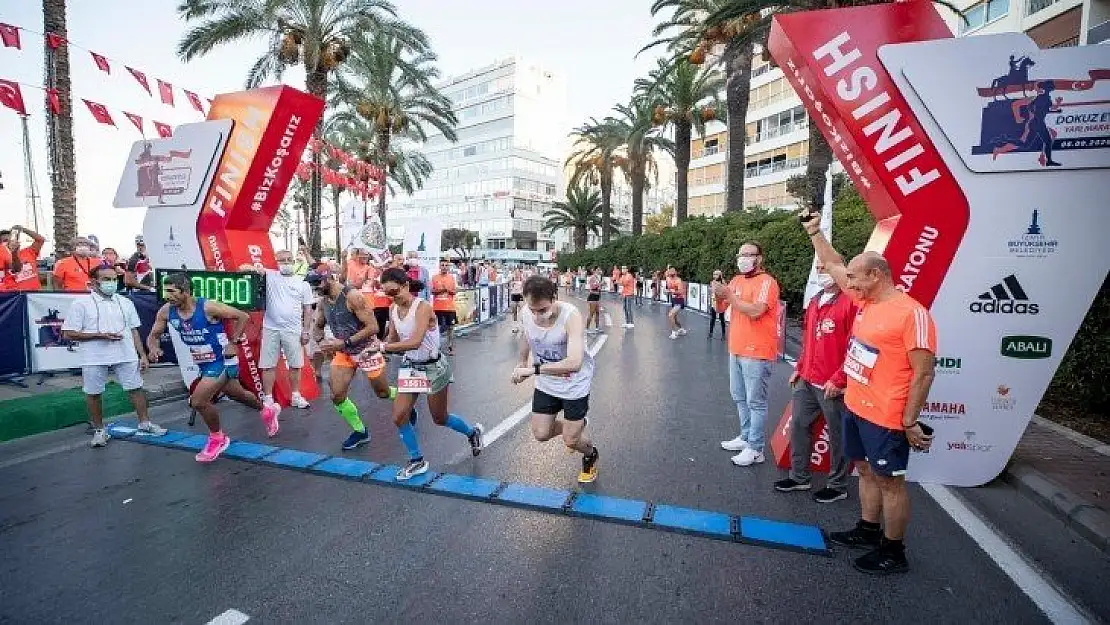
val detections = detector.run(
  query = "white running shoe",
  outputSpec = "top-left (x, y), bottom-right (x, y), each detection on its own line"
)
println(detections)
top-left (731, 448), bottom-right (765, 466)
top-left (290, 393), bottom-right (310, 409)
top-left (137, 421), bottom-right (167, 436)
top-left (669, 331), bottom-right (679, 340)
top-left (678, 328), bottom-right (688, 336)
top-left (623, 323), bottom-right (634, 328)
top-left (90, 429), bottom-right (110, 448)
top-left (721, 435), bottom-right (749, 451)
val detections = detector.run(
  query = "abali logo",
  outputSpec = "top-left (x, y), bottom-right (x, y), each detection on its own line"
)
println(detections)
top-left (1001, 335), bottom-right (1052, 359)
top-left (969, 274), bottom-right (1040, 315)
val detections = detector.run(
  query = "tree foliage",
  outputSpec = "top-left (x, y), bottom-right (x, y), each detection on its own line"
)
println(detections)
top-left (645, 204), bottom-right (674, 235)
top-left (442, 228), bottom-right (478, 260)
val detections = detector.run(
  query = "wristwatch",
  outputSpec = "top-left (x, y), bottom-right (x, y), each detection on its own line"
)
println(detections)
top-left (534, 363), bottom-right (541, 376)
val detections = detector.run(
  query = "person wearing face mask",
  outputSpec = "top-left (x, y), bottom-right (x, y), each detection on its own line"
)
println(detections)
top-left (714, 242), bottom-right (781, 467)
top-left (775, 262), bottom-right (857, 504)
top-left (53, 237), bottom-right (103, 292)
top-left (708, 270), bottom-right (728, 339)
top-left (511, 275), bottom-right (600, 484)
top-left (100, 248), bottom-right (128, 294)
top-left (61, 264), bottom-right (167, 447)
top-left (241, 250), bottom-right (315, 411)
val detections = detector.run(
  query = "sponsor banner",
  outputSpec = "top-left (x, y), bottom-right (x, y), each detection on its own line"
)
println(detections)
top-left (403, 218), bottom-right (443, 289)
top-left (113, 121), bottom-right (229, 208)
top-left (0, 293), bottom-right (29, 377)
top-left (687, 283), bottom-right (703, 312)
top-left (478, 287), bottom-right (490, 323)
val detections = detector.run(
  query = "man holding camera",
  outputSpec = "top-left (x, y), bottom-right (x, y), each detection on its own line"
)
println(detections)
top-left (800, 210), bottom-right (937, 575)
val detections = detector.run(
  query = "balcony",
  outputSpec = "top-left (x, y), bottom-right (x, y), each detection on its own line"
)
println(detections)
top-left (694, 145), bottom-right (722, 159)
top-left (745, 121), bottom-right (809, 146)
top-left (744, 156), bottom-right (809, 179)
top-left (1027, 0), bottom-right (1058, 14)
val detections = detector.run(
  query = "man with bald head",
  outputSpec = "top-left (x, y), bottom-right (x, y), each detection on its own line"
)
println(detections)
top-left (801, 211), bottom-right (937, 575)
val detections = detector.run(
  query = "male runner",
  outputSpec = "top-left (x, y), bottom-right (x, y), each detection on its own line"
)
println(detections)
top-left (147, 273), bottom-right (274, 462)
top-left (666, 268), bottom-right (687, 339)
top-left (307, 269), bottom-right (414, 451)
top-left (509, 268), bottom-right (525, 333)
top-left (379, 268), bottom-right (483, 480)
top-left (431, 260), bottom-right (459, 355)
top-left (511, 276), bottom-right (600, 483)
top-left (619, 266), bottom-right (635, 328)
top-left (585, 267), bottom-right (603, 334)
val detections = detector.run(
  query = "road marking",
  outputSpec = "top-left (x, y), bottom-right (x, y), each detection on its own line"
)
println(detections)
top-left (922, 483), bottom-right (1093, 625)
top-left (205, 609), bottom-right (250, 625)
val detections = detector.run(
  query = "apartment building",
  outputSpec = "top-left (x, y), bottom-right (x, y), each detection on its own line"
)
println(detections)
top-left (947, 0), bottom-right (1108, 46)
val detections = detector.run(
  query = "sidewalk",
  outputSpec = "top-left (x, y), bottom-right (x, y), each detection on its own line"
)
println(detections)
top-left (1004, 416), bottom-right (1110, 553)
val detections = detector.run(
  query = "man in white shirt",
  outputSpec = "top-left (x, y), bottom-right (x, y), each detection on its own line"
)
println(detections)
top-left (61, 264), bottom-right (167, 447)
top-left (244, 250), bottom-right (314, 410)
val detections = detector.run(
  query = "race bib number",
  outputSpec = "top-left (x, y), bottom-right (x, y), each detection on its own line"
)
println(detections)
top-left (844, 337), bottom-right (879, 385)
top-left (397, 367), bottom-right (432, 393)
top-left (189, 344), bottom-right (217, 364)
top-left (357, 349), bottom-right (386, 375)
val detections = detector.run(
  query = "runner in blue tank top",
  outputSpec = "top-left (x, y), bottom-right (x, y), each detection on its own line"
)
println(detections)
top-left (147, 272), bottom-right (273, 462)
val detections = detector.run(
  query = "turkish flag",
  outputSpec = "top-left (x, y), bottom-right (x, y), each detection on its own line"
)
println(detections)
top-left (126, 67), bottom-right (151, 95)
top-left (0, 23), bottom-right (20, 49)
top-left (0, 79), bottom-right (27, 115)
top-left (45, 88), bottom-right (61, 114)
top-left (45, 32), bottom-right (65, 49)
top-left (82, 99), bottom-right (116, 126)
top-left (90, 51), bottom-right (110, 74)
top-left (157, 79), bottom-right (174, 106)
top-left (123, 111), bottom-right (143, 133)
top-left (152, 121), bottom-right (173, 138)
top-left (184, 89), bottom-right (204, 113)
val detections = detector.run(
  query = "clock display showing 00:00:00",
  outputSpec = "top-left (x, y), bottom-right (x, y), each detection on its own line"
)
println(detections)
top-left (157, 271), bottom-right (263, 310)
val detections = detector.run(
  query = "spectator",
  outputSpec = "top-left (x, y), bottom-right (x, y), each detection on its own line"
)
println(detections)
top-left (715, 241), bottom-right (781, 467)
top-left (53, 237), bottom-right (103, 292)
top-left (0, 227), bottom-right (23, 290)
top-left (101, 248), bottom-right (128, 294)
top-left (708, 270), bottom-right (728, 339)
top-left (619, 266), bottom-right (635, 328)
top-left (292, 246), bottom-right (315, 277)
top-left (126, 236), bottom-right (156, 294)
top-left (345, 249), bottom-right (372, 289)
top-left (774, 261), bottom-right (857, 503)
top-left (1, 226), bottom-right (43, 291)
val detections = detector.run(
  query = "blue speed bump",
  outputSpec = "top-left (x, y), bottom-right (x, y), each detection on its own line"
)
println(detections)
top-left (132, 430), bottom-right (192, 447)
top-left (651, 504), bottom-right (734, 539)
top-left (570, 493), bottom-right (647, 524)
top-left (428, 474), bottom-right (500, 500)
top-left (497, 484), bottom-right (571, 512)
top-left (309, 457), bottom-right (379, 480)
top-left (174, 435), bottom-right (211, 452)
top-left (368, 465), bottom-right (440, 488)
top-left (224, 441), bottom-right (278, 461)
top-left (259, 449), bottom-right (327, 470)
top-left (106, 423), bottom-right (137, 439)
top-left (740, 516), bottom-right (827, 554)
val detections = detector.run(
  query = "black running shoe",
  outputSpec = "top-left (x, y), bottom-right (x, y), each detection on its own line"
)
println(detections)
top-left (828, 522), bottom-right (882, 550)
top-left (468, 423), bottom-right (484, 457)
top-left (396, 458), bottom-right (428, 481)
top-left (774, 477), bottom-right (812, 492)
top-left (813, 487), bottom-right (848, 504)
top-left (578, 446), bottom-right (599, 484)
top-left (853, 544), bottom-right (909, 575)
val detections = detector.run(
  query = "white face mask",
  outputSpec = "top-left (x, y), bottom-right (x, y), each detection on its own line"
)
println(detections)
top-left (74, 245), bottom-right (92, 257)
top-left (817, 274), bottom-right (836, 290)
top-left (278, 262), bottom-right (295, 276)
top-left (737, 257), bottom-right (756, 274)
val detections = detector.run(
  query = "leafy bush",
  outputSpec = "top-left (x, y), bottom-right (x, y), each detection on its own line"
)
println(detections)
top-left (1044, 276), bottom-right (1109, 416)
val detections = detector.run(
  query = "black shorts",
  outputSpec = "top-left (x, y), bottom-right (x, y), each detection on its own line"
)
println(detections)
top-left (373, 307), bottom-right (390, 340)
top-left (532, 389), bottom-right (589, 422)
top-left (670, 297), bottom-right (686, 310)
top-left (843, 409), bottom-right (910, 477)
top-left (434, 310), bottom-right (457, 329)
top-left (586, 293), bottom-right (600, 302)
top-left (511, 293), bottom-right (523, 302)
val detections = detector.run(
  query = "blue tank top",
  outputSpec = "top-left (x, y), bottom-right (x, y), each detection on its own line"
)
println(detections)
top-left (168, 297), bottom-right (226, 365)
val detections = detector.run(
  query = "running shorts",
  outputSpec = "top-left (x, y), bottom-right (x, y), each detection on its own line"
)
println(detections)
top-left (198, 360), bottom-right (239, 379)
top-left (586, 293), bottom-right (600, 302)
top-left (435, 310), bottom-right (457, 330)
top-left (511, 293), bottom-right (523, 302)
top-left (843, 408), bottom-right (910, 477)
top-left (82, 361), bottom-right (143, 395)
top-left (373, 307), bottom-right (390, 340)
top-left (532, 388), bottom-right (589, 422)
top-left (332, 350), bottom-right (385, 379)
top-left (670, 297), bottom-right (686, 310)
top-left (402, 356), bottom-right (452, 394)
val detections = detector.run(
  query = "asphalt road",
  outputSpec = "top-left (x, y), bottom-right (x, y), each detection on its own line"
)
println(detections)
top-left (2, 291), bottom-right (1106, 624)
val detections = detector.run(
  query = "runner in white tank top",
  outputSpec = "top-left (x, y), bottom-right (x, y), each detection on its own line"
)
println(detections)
top-left (380, 267), bottom-right (483, 481)
top-left (511, 275), bottom-right (600, 483)
top-left (509, 268), bottom-right (525, 334)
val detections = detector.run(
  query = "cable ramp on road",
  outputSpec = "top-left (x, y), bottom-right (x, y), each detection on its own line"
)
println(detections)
top-left (106, 420), bottom-right (829, 557)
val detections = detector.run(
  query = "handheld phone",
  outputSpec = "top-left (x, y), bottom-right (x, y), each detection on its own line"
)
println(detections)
top-left (918, 422), bottom-right (934, 436)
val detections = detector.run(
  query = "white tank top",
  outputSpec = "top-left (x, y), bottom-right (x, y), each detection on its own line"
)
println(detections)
top-left (391, 299), bottom-right (440, 362)
top-left (523, 302), bottom-right (594, 399)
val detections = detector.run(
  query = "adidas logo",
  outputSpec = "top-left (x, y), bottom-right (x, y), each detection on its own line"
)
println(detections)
top-left (969, 274), bottom-right (1040, 315)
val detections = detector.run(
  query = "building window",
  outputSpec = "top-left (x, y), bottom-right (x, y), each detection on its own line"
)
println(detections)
top-left (961, 0), bottom-right (1008, 32)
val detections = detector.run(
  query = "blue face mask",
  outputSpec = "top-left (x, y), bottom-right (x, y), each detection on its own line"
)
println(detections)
top-left (98, 281), bottom-right (118, 296)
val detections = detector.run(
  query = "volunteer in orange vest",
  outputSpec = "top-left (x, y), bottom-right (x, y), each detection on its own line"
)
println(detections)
top-left (774, 261), bottom-right (857, 504)
top-left (619, 265), bottom-right (636, 329)
top-left (801, 211), bottom-right (937, 575)
top-left (707, 269), bottom-right (728, 339)
top-left (431, 260), bottom-right (459, 355)
top-left (714, 242), bottom-right (781, 467)
top-left (1, 226), bottom-right (44, 291)
top-left (53, 237), bottom-right (103, 292)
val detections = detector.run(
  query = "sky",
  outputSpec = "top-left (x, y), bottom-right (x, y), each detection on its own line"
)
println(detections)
top-left (0, 0), bottom-right (667, 255)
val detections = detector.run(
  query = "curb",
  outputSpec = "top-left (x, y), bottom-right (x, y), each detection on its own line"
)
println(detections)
top-left (1003, 462), bottom-right (1110, 554)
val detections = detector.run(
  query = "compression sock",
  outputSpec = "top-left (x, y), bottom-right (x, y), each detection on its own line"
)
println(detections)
top-left (335, 399), bottom-right (365, 433)
top-left (397, 422), bottom-right (422, 460)
top-left (444, 413), bottom-right (475, 436)
top-left (389, 386), bottom-right (398, 400)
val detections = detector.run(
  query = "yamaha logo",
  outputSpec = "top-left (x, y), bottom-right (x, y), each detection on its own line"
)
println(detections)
top-left (969, 274), bottom-right (1040, 314)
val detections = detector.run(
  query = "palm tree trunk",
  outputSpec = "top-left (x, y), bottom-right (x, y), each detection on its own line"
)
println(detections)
top-left (306, 69), bottom-right (328, 258)
top-left (43, 0), bottom-right (76, 255)
top-left (574, 226), bottom-right (586, 252)
top-left (631, 164), bottom-right (645, 236)
top-left (331, 187), bottom-right (342, 257)
top-left (376, 129), bottom-right (391, 232)
top-left (674, 120), bottom-right (692, 224)
top-left (600, 172), bottom-right (613, 245)
top-left (723, 41), bottom-right (752, 213)
top-left (805, 122), bottom-right (834, 210)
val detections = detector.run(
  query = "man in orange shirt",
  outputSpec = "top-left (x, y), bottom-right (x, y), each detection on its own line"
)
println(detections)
top-left (714, 242), bottom-right (780, 467)
top-left (431, 260), bottom-right (459, 355)
top-left (52, 237), bottom-right (102, 292)
top-left (1, 226), bottom-right (41, 291)
top-left (801, 211), bottom-right (936, 575)
top-left (619, 265), bottom-right (636, 329)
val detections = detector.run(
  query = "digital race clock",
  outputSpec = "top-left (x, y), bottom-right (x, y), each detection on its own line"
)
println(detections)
top-left (154, 269), bottom-right (267, 311)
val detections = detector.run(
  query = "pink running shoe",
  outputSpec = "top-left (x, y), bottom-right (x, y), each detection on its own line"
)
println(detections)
top-left (261, 404), bottom-right (281, 438)
top-left (196, 432), bottom-right (231, 463)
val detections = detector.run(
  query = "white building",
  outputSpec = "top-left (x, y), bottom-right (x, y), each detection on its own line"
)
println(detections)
top-left (389, 57), bottom-right (569, 262)
top-left (945, 0), bottom-right (1108, 46)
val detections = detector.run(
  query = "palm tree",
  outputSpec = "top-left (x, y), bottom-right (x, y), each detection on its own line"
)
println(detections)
top-left (566, 118), bottom-right (625, 245)
top-left (636, 57), bottom-right (723, 225)
top-left (332, 31), bottom-right (457, 231)
top-left (176, 0), bottom-right (428, 257)
top-left (544, 185), bottom-right (613, 252)
top-left (608, 98), bottom-right (675, 236)
top-left (44, 0), bottom-right (76, 254)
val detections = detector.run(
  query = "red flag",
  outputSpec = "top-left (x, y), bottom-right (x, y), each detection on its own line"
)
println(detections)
top-left (82, 99), bottom-right (115, 126)
top-left (0, 23), bottom-right (20, 49)
top-left (0, 79), bottom-right (27, 115)
top-left (157, 79), bottom-right (174, 106)
top-left (123, 111), bottom-right (143, 133)
top-left (90, 51), bottom-right (110, 74)
top-left (152, 121), bottom-right (172, 138)
top-left (45, 32), bottom-right (65, 49)
top-left (45, 88), bottom-right (61, 114)
top-left (184, 90), bottom-right (204, 113)
top-left (127, 67), bottom-right (151, 95)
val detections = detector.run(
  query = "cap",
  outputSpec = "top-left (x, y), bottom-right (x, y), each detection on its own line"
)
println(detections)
top-left (304, 272), bottom-right (327, 288)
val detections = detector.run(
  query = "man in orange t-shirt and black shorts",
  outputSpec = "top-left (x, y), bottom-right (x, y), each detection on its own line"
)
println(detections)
top-left (431, 260), bottom-right (459, 355)
top-left (801, 211), bottom-right (937, 576)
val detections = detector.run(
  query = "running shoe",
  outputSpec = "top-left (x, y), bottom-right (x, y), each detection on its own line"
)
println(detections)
top-left (853, 542), bottom-right (909, 575)
top-left (828, 522), bottom-right (882, 550)
top-left (774, 477), bottom-right (811, 492)
top-left (578, 446), bottom-right (599, 484)
top-left (90, 428), bottom-right (110, 448)
top-left (731, 448), bottom-right (764, 466)
top-left (814, 487), bottom-right (848, 503)
top-left (720, 435), bottom-right (749, 451)
top-left (261, 404), bottom-right (281, 437)
top-left (468, 423), bottom-right (484, 457)
top-left (669, 331), bottom-right (679, 340)
top-left (137, 421), bottom-right (167, 436)
top-left (677, 328), bottom-right (687, 336)
top-left (396, 458), bottom-right (429, 481)
top-left (341, 429), bottom-right (370, 451)
top-left (290, 393), bottom-right (310, 409)
top-left (196, 432), bottom-right (231, 462)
